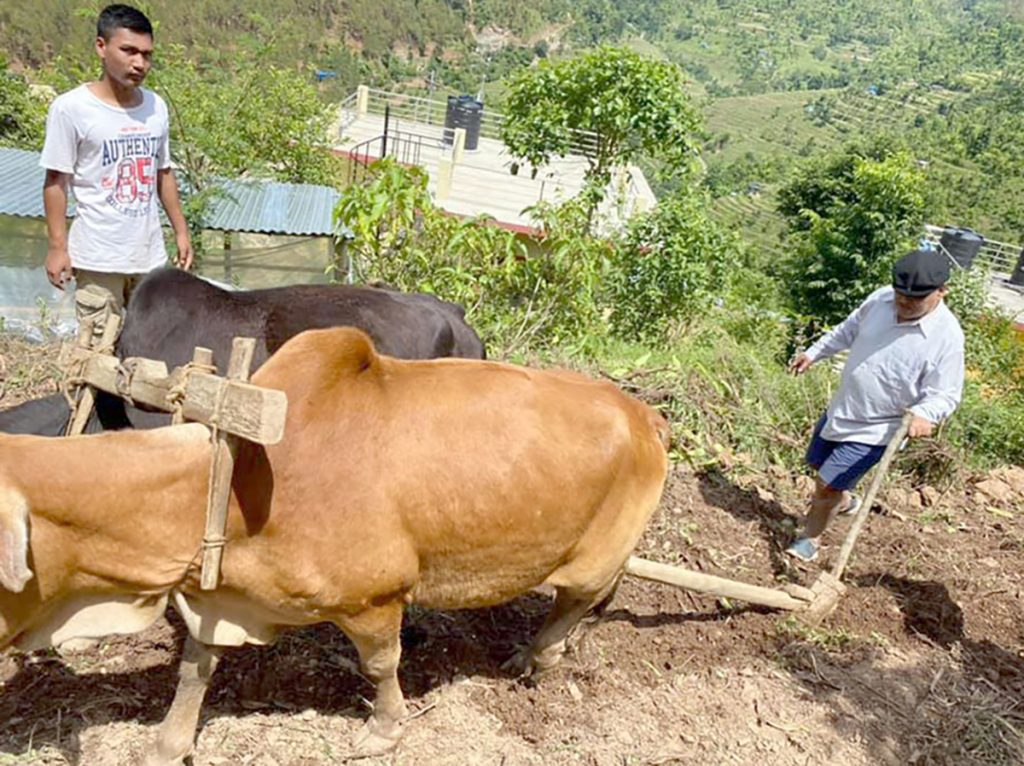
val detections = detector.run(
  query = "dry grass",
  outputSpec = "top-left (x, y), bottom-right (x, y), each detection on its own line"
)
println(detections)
top-left (909, 673), bottom-right (1024, 766)
top-left (778, 641), bottom-right (1024, 766)
top-left (0, 332), bottom-right (62, 410)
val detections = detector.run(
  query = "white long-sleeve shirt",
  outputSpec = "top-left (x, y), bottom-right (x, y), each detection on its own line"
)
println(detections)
top-left (806, 286), bottom-right (965, 445)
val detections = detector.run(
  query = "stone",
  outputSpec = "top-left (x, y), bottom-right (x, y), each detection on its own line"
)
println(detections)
top-left (975, 479), bottom-right (1014, 504)
top-left (992, 466), bottom-right (1024, 495)
top-left (567, 680), bottom-right (583, 702)
top-left (886, 488), bottom-right (910, 509)
top-left (919, 486), bottom-right (941, 507)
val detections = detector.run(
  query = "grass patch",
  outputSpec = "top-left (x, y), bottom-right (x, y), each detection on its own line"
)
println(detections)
top-left (0, 332), bottom-right (62, 409)
top-left (909, 671), bottom-right (1024, 765)
top-left (776, 614), bottom-right (858, 651)
top-left (705, 89), bottom-right (837, 164)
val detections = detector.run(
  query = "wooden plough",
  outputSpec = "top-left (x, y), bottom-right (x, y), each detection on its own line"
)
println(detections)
top-left (626, 412), bottom-right (913, 625)
top-left (60, 328), bottom-right (286, 590)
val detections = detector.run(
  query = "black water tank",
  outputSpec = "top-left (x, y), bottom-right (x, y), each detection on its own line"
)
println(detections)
top-left (442, 95), bottom-right (484, 151)
top-left (939, 226), bottom-right (985, 269)
top-left (1009, 246), bottom-right (1024, 287)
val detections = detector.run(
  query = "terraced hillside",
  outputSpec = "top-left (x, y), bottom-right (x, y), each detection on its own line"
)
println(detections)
top-left (703, 73), bottom-right (1023, 245)
top-left (705, 90), bottom-right (836, 165)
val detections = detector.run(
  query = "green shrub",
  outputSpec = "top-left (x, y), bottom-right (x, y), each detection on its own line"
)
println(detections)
top-left (947, 383), bottom-right (1024, 469)
top-left (333, 160), bottom-right (609, 353)
top-left (940, 267), bottom-right (1024, 466)
top-left (779, 142), bottom-right (926, 326)
top-left (604, 192), bottom-right (740, 342)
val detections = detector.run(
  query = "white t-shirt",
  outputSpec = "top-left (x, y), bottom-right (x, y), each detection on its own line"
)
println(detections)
top-left (40, 84), bottom-right (172, 274)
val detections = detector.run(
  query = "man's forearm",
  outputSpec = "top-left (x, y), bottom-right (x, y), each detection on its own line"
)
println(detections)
top-left (157, 169), bottom-right (189, 235)
top-left (43, 173), bottom-right (69, 248)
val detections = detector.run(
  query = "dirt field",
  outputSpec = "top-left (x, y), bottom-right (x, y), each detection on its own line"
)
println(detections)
top-left (1, 338), bottom-right (1022, 765)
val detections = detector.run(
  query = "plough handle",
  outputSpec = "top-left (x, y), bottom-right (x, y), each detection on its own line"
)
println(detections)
top-left (830, 411), bottom-right (914, 580)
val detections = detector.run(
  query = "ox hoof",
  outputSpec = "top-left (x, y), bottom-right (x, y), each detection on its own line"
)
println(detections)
top-left (503, 646), bottom-right (563, 680)
top-left (500, 648), bottom-right (533, 678)
top-left (351, 717), bottom-right (403, 759)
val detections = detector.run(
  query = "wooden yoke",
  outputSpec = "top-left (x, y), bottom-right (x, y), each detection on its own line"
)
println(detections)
top-left (200, 337), bottom-right (256, 590)
top-left (58, 343), bottom-right (286, 444)
top-left (65, 312), bottom-right (121, 436)
top-left (172, 347), bottom-right (214, 425)
top-left (58, 335), bottom-right (286, 591)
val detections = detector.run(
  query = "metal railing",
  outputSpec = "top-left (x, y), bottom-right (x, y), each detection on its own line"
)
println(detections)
top-left (340, 87), bottom-right (602, 159)
top-left (345, 128), bottom-right (430, 186)
top-left (923, 224), bottom-right (1020, 277)
top-left (337, 91), bottom-right (360, 132)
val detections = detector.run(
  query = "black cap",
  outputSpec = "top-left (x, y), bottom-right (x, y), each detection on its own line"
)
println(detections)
top-left (892, 249), bottom-right (950, 297)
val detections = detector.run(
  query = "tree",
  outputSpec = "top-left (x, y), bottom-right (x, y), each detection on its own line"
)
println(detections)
top-left (146, 41), bottom-right (343, 246)
top-left (0, 56), bottom-right (47, 150)
top-left (778, 140), bottom-right (927, 325)
top-left (605, 190), bottom-right (739, 340)
top-left (500, 46), bottom-right (703, 206)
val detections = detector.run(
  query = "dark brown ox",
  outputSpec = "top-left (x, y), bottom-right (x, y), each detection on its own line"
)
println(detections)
top-left (0, 327), bottom-right (669, 764)
top-left (0, 267), bottom-right (485, 435)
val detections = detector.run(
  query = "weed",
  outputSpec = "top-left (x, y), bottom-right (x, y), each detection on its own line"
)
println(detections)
top-left (678, 522), bottom-right (700, 547)
top-left (777, 614), bottom-right (857, 651)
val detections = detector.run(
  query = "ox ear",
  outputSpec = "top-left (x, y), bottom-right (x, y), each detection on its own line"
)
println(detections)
top-left (0, 487), bottom-right (33, 593)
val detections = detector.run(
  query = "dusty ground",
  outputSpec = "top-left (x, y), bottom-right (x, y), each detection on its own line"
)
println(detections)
top-left (1, 336), bottom-right (1022, 766)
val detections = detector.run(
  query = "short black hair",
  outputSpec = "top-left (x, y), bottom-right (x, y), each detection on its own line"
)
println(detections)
top-left (96, 4), bottom-right (153, 41)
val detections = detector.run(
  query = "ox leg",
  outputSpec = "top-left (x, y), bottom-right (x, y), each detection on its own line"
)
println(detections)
top-left (143, 636), bottom-right (221, 766)
top-left (338, 602), bottom-right (408, 756)
top-left (524, 580), bottom-right (620, 676)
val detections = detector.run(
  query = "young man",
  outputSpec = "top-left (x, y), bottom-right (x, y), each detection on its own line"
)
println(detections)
top-left (786, 249), bottom-right (965, 562)
top-left (40, 4), bottom-right (191, 338)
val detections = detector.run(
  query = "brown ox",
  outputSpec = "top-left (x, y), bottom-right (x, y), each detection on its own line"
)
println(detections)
top-left (0, 328), bottom-right (670, 764)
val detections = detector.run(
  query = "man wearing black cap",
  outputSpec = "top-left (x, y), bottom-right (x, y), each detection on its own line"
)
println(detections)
top-left (784, 248), bottom-right (965, 562)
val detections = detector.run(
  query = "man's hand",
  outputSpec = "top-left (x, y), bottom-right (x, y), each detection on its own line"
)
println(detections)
top-left (45, 246), bottom-right (73, 289)
top-left (789, 353), bottom-right (813, 375)
top-left (908, 415), bottom-right (935, 439)
top-left (174, 230), bottom-right (193, 271)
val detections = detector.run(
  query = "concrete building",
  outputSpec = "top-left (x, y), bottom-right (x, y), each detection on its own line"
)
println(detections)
top-left (333, 85), bottom-right (658, 234)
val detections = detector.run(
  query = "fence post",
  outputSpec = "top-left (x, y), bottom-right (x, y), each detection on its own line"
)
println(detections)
top-left (437, 158), bottom-right (453, 200)
top-left (452, 128), bottom-right (466, 165)
top-left (356, 85), bottom-right (369, 117)
top-left (223, 231), bottom-right (232, 283)
top-left (1010, 247), bottom-right (1024, 287)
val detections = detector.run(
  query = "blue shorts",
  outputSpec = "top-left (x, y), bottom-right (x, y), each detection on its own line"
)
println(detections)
top-left (805, 414), bottom-right (886, 491)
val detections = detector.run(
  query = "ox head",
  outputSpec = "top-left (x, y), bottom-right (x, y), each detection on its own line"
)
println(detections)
top-left (0, 485), bottom-right (32, 594)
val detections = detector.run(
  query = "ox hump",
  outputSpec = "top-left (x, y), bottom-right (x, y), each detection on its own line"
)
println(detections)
top-left (0, 485), bottom-right (33, 593)
top-left (263, 327), bottom-right (381, 384)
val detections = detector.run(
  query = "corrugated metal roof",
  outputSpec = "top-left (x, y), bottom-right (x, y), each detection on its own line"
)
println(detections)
top-left (0, 147), bottom-right (76, 217)
top-left (204, 179), bottom-right (343, 237)
top-left (0, 148), bottom-right (350, 238)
